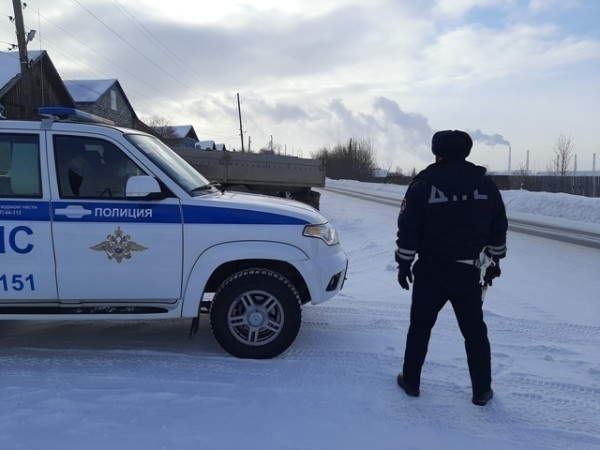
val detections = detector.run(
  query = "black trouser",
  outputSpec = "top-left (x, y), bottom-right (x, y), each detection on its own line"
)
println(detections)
top-left (402, 258), bottom-right (492, 395)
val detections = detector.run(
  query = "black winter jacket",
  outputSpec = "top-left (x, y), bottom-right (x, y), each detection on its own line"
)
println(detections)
top-left (396, 160), bottom-right (507, 263)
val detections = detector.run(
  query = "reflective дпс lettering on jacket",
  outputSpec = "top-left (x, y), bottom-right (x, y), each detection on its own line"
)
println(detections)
top-left (397, 161), bottom-right (507, 261)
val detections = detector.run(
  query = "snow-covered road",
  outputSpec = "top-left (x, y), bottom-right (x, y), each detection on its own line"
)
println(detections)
top-left (1, 183), bottom-right (599, 450)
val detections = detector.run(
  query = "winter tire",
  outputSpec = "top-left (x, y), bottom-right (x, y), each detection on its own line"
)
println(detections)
top-left (210, 269), bottom-right (302, 359)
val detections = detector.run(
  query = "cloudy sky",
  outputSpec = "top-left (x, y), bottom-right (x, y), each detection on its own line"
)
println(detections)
top-left (3, 0), bottom-right (599, 172)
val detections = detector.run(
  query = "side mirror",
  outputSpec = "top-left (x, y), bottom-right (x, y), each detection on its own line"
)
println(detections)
top-left (126, 175), bottom-right (163, 199)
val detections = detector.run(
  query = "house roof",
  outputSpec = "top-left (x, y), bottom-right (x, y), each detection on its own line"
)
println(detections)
top-left (172, 125), bottom-right (198, 140)
top-left (197, 140), bottom-right (216, 149)
top-left (0, 50), bottom-right (45, 95)
top-left (64, 78), bottom-right (139, 120)
top-left (156, 125), bottom-right (199, 140)
top-left (63, 79), bottom-right (118, 103)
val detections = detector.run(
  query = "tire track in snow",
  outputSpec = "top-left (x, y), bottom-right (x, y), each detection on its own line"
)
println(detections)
top-left (301, 293), bottom-right (600, 444)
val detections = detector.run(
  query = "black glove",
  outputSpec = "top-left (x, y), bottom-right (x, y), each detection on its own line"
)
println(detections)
top-left (398, 262), bottom-right (413, 290)
top-left (484, 263), bottom-right (501, 286)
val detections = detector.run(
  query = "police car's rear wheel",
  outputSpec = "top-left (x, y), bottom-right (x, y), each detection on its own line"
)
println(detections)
top-left (210, 269), bottom-right (302, 359)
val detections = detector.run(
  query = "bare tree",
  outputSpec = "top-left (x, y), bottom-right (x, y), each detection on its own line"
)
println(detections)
top-left (547, 133), bottom-right (575, 176)
top-left (144, 115), bottom-right (178, 145)
top-left (312, 138), bottom-right (379, 180)
top-left (260, 141), bottom-right (283, 154)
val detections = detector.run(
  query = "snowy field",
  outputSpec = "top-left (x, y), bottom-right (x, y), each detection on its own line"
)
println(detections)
top-left (1, 179), bottom-right (599, 450)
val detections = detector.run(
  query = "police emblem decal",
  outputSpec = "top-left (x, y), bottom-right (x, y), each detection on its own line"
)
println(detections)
top-left (90, 227), bottom-right (147, 263)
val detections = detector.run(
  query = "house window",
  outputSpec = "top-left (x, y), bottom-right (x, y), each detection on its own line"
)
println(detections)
top-left (110, 90), bottom-right (117, 111)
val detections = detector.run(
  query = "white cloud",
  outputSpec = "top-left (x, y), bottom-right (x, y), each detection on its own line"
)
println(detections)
top-left (433, 0), bottom-right (511, 18)
top-left (528, 0), bottom-right (581, 13)
top-left (414, 23), bottom-right (600, 90)
top-left (8, 0), bottom-right (599, 171)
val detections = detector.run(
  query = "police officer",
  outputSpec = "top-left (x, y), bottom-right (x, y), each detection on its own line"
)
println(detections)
top-left (395, 130), bottom-right (507, 406)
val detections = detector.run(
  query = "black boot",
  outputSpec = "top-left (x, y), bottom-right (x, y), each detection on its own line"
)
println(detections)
top-left (397, 373), bottom-right (420, 397)
top-left (472, 389), bottom-right (493, 406)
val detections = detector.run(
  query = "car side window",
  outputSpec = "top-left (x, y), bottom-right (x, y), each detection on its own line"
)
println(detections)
top-left (0, 134), bottom-right (42, 198)
top-left (54, 135), bottom-right (144, 198)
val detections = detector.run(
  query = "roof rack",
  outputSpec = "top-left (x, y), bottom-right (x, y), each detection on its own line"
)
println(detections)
top-left (38, 107), bottom-right (115, 126)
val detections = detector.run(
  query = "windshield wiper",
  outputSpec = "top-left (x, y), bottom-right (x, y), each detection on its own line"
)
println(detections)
top-left (190, 181), bottom-right (224, 194)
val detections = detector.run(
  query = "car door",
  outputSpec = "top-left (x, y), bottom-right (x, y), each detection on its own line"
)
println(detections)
top-left (48, 133), bottom-right (184, 303)
top-left (0, 131), bottom-right (58, 302)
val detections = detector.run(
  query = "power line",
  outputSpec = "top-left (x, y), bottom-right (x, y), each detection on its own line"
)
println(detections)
top-left (27, 9), bottom-right (175, 100)
top-left (23, 8), bottom-right (169, 117)
top-left (72, 0), bottom-right (204, 98)
top-left (88, 2), bottom-right (239, 134)
top-left (107, 2), bottom-right (241, 137)
top-left (18, 2), bottom-right (239, 138)
top-left (42, 38), bottom-right (109, 78)
top-left (1, 8), bottom-right (16, 48)
top-left (38, 39), bottom-right (197, 124)
top-left (1, 40), bottom-right (17, 49)
top-left (111, 0), bottom-right (220, 92)
top-left (34, 37), bottom-right (211, 127)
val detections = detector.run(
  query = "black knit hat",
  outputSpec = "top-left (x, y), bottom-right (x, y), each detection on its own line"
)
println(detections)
top-left (431, 130), bottom-right (473, 160)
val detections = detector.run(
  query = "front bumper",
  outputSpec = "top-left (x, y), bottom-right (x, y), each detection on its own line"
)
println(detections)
top-left (297, 246), bottom-right (348, 305)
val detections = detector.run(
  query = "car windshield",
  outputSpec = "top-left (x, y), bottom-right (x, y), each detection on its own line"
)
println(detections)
top-left (125, 134), bottom-right (210, 195)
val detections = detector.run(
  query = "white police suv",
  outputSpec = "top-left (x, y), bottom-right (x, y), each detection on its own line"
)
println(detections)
top-left (0, 108), bottom-right (347, 358)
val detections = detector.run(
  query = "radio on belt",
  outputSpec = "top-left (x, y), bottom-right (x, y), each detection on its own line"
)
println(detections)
top-left (0, 108), bottom-right (348, 359)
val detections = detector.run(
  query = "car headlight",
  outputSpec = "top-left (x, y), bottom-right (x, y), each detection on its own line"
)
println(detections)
top-left (303, 223), bottom-right (339, 246)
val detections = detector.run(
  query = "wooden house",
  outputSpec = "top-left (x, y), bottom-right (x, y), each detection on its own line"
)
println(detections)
top-left (0, 50), bottom-right (74, 119)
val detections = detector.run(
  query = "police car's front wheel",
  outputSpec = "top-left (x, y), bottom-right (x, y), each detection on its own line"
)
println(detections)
top-left (210, 269), bottom-right (302, 359)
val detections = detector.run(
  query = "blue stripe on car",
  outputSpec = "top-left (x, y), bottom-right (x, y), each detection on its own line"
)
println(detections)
top-left (182, 205), bottom-right (308, 225)
top-left (2, 201), bottom-right (308, 225)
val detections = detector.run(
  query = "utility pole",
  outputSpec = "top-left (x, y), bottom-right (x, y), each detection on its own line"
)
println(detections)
top-left (12, 0), bottom-right (34, 119)
top-left (237, 93), bottom-right (245, 152)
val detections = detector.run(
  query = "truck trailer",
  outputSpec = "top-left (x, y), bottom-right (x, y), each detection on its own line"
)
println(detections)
top-left (173, 147), bottom-right (325, 209)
